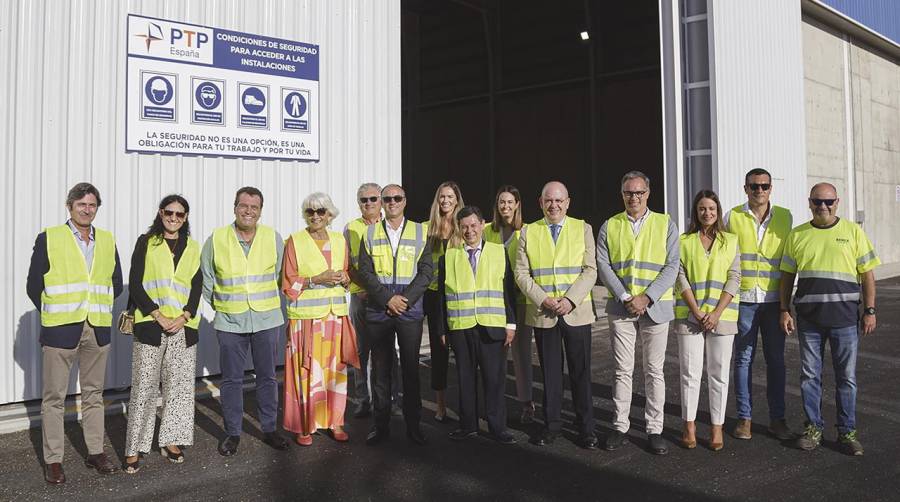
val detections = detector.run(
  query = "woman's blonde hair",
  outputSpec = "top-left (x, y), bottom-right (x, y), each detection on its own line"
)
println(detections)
top-left (427, 181), bottom-right (464, 248)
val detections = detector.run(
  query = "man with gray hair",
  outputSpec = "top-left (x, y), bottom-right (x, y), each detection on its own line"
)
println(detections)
top-left (26, 182), bottom-right (124, 483)
top-left (596, 170), bottom-right (679, 455)
top-left (345, 183), bottom-right (402, 418)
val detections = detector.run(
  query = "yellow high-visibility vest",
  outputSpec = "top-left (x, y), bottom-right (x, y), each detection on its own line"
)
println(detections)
top-left (134, 235), bottom-right (201, 329)
top-left (211, 224), bottom-right (280, 314)
top-left (364, 220), bottom-right (427, 286)
top-left (444, 242), bottom-right (507, 330)
top-left (728, 204), bottom-right (791, 301)
top-left (524, 217), bottom-right (591, 305)
top-left (484, 222), bottom-right (526, 305)
top-left (41, 224), bottom-right (116, 327)
top-left (345, 217), bottom-right (374, 295)
top-left (675, 232), bottom-right (739, 322)
top-left (605, 211), bottom-right (674, 302)
top-left (286, 229), bottom-right (349, 319)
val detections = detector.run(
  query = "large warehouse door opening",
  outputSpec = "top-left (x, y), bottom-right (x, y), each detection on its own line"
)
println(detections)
top-left (401, 0), bottom-right (663, 225)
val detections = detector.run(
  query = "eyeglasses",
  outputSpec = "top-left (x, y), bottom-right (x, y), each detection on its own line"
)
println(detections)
top-left (622, 190), bottom-right (648, 199)
top-left (162, 209), bottom-right (186, 219)
top-left (304, 208), bottom-right (328, 216)
top-left (747, 183), bottom-right (771, 192)
top-left (809, 198), bottom-right (836, 207)
top-left (382, 195), bottom-right (405, 203)
top-left (359, 196), bottom-right (379, 204)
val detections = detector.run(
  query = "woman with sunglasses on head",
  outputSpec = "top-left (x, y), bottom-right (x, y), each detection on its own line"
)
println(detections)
top-left (282, 192), bottom-right (359, 445)
top-left (423, 181), bottom-right (464, 422)
top-left (675, 189), bottom-right (741, 452)
top-left (124, 195), bottom-right (202, 473)
top-left (483, 185), bottom-right (535, 423)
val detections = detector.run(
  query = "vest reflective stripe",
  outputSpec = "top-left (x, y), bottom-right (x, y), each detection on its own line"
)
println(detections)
top-left (41, 224), bottom-right (116, 327)
top-left (524, 218), bottom-right (591, 304)
top-left (482, 223), bottom-right (525, 305)
top-left (728, 205), bottom-right (791, 295)
top-left (675, 232), bottom-right (739, 322)
top-left (605, 212), bottom-right (674, 301)
top-left (445, 242), bottom-right (507, 329)
top-left (286, 229), bottom-right (350, 319)
top-left (211, 225), bottom-right (280, 314)
top-left (345, 218), bottom-right (374, 294)
top-left (133, 236), bottom-right (201, 329)
top-left (364, 221), bottom-right (426, 287)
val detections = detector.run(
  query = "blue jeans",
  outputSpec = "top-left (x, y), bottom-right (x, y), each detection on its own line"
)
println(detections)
top-left (217, 327), bottom-right (280, 437)
top-left (733, 302), bottom-right (786, 421)
top-left (797, 320), bottom-right (858, 433)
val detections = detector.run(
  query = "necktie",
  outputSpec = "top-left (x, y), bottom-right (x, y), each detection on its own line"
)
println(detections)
top-left (550, 224), bottom-right (561, 243)
top-left (467, 248), bottom-right (478, 276)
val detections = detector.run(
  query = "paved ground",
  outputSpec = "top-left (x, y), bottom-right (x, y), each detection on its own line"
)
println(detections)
top-left (2, 279), bottom-right (899, 501)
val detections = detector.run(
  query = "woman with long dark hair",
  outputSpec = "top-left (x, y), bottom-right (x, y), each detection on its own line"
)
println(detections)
top-left (424, 181), bottom-right (464, 422)
top-left (483, 185), bottom-right (535, 423)
top-left (675, 189), bottom-right (741, 451)
top-left (124, 194), bottom-right (202, 473)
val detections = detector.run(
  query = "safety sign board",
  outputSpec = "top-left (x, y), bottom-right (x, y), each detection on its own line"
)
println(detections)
top-left (126, 14), bottom-right (319, 161)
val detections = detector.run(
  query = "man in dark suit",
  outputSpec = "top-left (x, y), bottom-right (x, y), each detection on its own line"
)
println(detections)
top-left (437, 206), bottom-right (517, 444)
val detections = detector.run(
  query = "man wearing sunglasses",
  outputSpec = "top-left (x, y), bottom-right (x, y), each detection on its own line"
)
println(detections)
top-left (201, 186), bottom-right (289, 456)
top-left (355, 184), bottom-right (433, 446)
top-left (724, 168), bottom-right (795, 442)
top-left (344, 183), bottom-right (403, 419)
top-left (779, 183), bottom-right (879, 456)
top-left (596, 170), bottom-right (679, 455)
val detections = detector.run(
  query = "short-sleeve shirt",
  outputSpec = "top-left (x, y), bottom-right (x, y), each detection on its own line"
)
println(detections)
top-left (780, 218), bottom-right (879, 327)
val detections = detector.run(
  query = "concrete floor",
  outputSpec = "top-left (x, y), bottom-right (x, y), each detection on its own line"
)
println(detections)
top-left (1, 279), bottom-right (899, 501)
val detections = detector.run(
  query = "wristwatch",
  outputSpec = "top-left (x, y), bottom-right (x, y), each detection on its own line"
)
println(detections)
top-left (863, 307), bottom-right (876, 316)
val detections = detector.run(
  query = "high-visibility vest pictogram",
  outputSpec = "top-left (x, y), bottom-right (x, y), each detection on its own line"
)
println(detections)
top-left (134, 235), bottom-right (201, 329)
top-left (444, 241), bottom-right (507, 330)
top-left (41, 224), bottom-right (116, 327)
top-left (675, 231), bottom-right (740, 323)
top-left (211, 224), bottom-right (280, 314)
top-left (286, 229), bottom-right (349, 319)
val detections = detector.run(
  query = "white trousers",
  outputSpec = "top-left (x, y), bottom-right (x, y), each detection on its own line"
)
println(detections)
top-left (609, 314), bottom-right (669, 434)
top-left (677, 332), bottom-right (734, 425)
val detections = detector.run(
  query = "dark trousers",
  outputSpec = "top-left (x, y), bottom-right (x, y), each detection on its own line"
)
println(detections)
top-left (217, 327), bottom-right (280, 436)
top-left (424, 289), bottom-right (449, 391)
top-left (370, 318), bottom-right (423, 430)
top-left (534, 319), bottom-right (594, 436)
top-left (350, 294), bottom-right (401, 407)
top-left (447, 326), bottom-right (509, 435)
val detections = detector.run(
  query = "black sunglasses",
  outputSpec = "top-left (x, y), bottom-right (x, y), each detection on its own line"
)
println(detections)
top-left (747, 183), bottom-right (771, 191)
top-left (809, 198), bottom-right (836, 207)
top-left (382, 195), bottom-right (405, 203)
top-left (359, 196), bottom-right (379, 203)
top-left (304, 208), bottom-right (328, 216)
top-left (162, 209), bottom-right (186, 218)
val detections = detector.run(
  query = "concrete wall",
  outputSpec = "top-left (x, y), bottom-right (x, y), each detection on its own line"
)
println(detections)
top-left (803, 19), bottom-right (900, 278)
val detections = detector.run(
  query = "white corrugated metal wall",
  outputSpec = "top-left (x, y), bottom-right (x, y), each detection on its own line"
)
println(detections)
top-left (706, 0), bottom-right (809, 218)
top-left (0, 0), bottom-right (402, 405)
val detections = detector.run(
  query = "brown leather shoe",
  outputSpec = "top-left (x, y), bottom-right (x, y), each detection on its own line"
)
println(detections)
top-left (681, 421), bottom-right (697, 449)
top-left (85, 453), bottom-right (118, 474)
top-left (733, 419), bottom-right (752, 440)
top-left (768, 419), bottom-right (797, 441)
top-left (710, 425), bottom-right (724, 451)
top-left (44, 463), bottom-right (66, 484)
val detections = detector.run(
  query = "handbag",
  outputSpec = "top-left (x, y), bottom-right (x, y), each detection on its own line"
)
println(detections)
top-left (118, 296), bottom-right (135, 335)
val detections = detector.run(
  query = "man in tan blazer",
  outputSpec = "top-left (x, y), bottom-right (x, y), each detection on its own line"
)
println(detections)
top-left (515, 181), bottom-right (598, 449)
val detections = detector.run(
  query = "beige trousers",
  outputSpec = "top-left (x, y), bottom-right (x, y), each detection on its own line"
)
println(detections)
top-left (41, 322), bottom-right (110, 463)
top-left (608, 314), bottom-right (669, 434)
